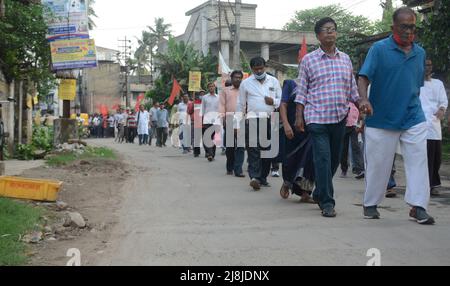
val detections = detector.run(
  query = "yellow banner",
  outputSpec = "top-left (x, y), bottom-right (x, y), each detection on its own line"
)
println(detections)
top-left (188, 71), bottom-right (202, 92)
top-left (58, 79), bottom-right (77, 101)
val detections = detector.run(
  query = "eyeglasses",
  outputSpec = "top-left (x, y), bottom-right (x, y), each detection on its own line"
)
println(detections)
top-left (398, 24), bottom-right (416, 31)
top-left (320, 27), bottom-right (337, 33)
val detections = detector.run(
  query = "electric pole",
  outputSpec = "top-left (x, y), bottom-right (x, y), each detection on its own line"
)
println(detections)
top-left (233, 0), bottom-right (241, 70)
top-left (118, 37), bottom-right (132, 108)
top-left (218, 0), bottom-right (222, 54)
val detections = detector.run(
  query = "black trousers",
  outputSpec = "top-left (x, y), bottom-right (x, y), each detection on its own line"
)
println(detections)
top-left (128, 127), bottom-right (137, 143)
top-left (202, 124), bottom-right (217, 158)
top-left (427, 140), bottom-right (442, 188)
top-left (246, 118), bottom-right (272, 184)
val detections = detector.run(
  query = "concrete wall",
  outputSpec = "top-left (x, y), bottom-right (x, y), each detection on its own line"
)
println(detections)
top-left (81, 61), bottom-right (122, 114)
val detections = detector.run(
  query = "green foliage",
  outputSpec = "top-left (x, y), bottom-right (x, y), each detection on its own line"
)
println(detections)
top-left (15, 144), bottom-right (35, 161)
top-left (0, 0), bottom-right (56, 97)
top-left (149, 38), bottom-right (218, 103)
top-left (0, 198), bottom-right (43, 266)
top-left (31, 125), bottom-right (53, 152)
top-left (418, 2), bottom-right (450, 82)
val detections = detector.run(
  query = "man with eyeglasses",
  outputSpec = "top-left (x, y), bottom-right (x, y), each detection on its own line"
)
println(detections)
top-left (358, 7), bottom-right (435, 225)
top-left (295, 17), bottom-right (359, 218)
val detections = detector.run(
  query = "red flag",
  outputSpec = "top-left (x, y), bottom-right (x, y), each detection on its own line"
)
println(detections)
top-left (168, 78), bottom-right (182, 106)
top-left (135, 93), bottom-right (145, 112)
top-left (298, 35), bottom-right (308, 63)
top-left (100, 104), bottom-right (108, 116)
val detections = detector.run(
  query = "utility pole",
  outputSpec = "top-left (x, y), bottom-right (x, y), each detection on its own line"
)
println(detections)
top-left (233, 0), bottom-right (241, 70)
top-left (218, 0), bottom-right (222, 54)
top-left (118, 37), bottom-right (132, 108)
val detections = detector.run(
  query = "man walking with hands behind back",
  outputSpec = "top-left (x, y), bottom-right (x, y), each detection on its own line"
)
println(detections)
top-left (358, 7), bottom-right (435, 225)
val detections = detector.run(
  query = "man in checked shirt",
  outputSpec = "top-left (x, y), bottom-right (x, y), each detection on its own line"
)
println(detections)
top-left (295, 17), bottom-right (359, 218)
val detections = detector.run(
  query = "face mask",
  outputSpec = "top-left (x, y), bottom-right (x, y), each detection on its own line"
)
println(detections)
top-left (254, 72), bottom-right (266, 81)
top-left (393, 31), bottom-right (415, 47)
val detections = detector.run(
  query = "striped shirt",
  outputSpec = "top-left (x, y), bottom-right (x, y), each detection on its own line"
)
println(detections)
top-left (127, 114), bottom-right (137, 128)
top-left (295, 47), bottom-right (359, 125)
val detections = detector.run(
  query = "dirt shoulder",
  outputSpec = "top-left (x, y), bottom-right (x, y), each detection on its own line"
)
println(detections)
top-left (22, 155), bottom-right (133, 266)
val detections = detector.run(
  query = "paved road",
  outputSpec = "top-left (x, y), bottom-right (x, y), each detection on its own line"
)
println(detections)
top-left (91, 139), bottom-right (450, 266)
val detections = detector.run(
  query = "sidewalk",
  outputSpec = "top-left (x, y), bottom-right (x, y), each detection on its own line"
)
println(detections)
top-left (2, 160), bottom-right (46, 176)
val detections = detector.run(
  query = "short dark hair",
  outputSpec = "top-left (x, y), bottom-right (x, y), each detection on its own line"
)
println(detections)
top-left (314, 17), bottom-right (337, 35)
top-left (230, 70), bottom-right (244, 78)
top-left (250, 57), bottom-right (266, 68)
top-left (393, 7), bottom-right (416, 23)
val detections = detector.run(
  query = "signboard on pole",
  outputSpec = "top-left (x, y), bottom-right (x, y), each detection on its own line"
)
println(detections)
top-left (58, 79), bottom-right (77, 100)
top-left (42, 0), bottom-right (90, 41)
top-left (50, 38), bottom-right (97, 70)
top-left (188, 71), bottom-right (202, 92)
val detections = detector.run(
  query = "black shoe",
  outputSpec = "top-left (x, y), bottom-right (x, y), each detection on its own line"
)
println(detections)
top-left (261, 181), bottom-right (271, 188)
top-left (364, 206), bottom-right (380, 219)
top-left (430, 188), bottom-right (440, 197)
top-left (355, 171), bottom-right (365, 180)
top-left (227, 171), bottom-right (233, 175)
top-left (207, 156), bottom-right (213, 162)
top-left (235, 173), bottom-right (245, 178)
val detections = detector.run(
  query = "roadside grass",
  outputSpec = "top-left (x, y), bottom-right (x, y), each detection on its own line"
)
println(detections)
top-left (46, 146), bottom-right (117, 167)
top-left (0, 198), bottom-right (43, 266)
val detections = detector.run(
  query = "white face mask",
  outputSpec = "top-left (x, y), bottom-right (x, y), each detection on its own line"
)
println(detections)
top-left (254, 72), bottom-right (266, 80)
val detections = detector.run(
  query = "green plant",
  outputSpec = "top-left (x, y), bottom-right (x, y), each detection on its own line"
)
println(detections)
top-left (15, 144), bottom-right (35, 161)
top-left (31, 125), bottom-right (53, 152)
top-left (0, 198), bottom-right (43, 266)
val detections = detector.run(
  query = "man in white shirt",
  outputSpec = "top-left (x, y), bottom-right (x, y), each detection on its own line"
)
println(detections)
top-left (136, 104), bottom-right (150, 145)
top-left (236, 56), bottom-right (282, 190)
top-left (420, 59), bottom-right (448, 196)
top-left (201, 82), bottom-right (220, 161)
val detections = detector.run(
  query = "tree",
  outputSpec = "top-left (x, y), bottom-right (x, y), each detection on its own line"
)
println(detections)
top-left (284, 4), bottom-right (377, 35)
top-left (88, 0), bottom-right (97, 30)
top-left (373, 0), bottom-right (395, 33)
top-left (0, 0), bottom-right (55, 97)
top-left (148, 38), bottom-right (217, 104)
top-left (415, 1), bottom-right (450, 83)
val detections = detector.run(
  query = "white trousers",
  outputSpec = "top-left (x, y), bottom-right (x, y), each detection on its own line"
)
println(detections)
top-left (364, 122), bottom-right (430, 210)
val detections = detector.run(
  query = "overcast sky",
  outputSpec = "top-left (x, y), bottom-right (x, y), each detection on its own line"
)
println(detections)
top-left (90, 0), bottom-right (401, 51)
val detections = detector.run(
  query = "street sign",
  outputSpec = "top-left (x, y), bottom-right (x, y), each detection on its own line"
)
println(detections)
top-left (50, 38), bottom-right (97, 70)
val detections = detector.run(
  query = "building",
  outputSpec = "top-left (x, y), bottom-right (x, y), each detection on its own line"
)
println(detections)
top-left (173, 0), bottom-right (318, 70)
top-left (80, 46), bottom-right (122, 114)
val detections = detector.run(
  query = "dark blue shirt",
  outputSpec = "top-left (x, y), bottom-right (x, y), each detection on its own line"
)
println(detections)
top-left (359, 35), bottom-right (426, 130)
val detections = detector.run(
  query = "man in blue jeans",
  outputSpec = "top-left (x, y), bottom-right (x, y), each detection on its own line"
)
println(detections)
top-left (295, 17), bottom-right (359, 217)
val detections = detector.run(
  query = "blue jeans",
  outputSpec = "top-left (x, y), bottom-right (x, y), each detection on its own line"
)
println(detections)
top-left (308, 120), bottom-right (346, 210)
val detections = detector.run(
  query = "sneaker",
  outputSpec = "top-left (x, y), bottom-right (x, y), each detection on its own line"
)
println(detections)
top-left (340, 171), bottom-right (347, 178)
top-left (235, 173), bottom-right (246, 178)
top-left (322, 208), bottom-right (337, 218)
top-left (409, 207), bottom-right (435, 225)
top-left (355, 171), bottom-right (365, 180)
top-left (250, 179), bottom-right (261, 191)
top-left (364, 206), bottom-right (380, 219)
top-left (271, 170), bottom-right (280, 178)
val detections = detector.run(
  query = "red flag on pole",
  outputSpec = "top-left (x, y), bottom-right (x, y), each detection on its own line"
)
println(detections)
top-left (298, 35), bottom-right (308, 63)
top-left (168, 78), bottom-right (182, 106)
top-left (135, 93), bottom-right (145, 112)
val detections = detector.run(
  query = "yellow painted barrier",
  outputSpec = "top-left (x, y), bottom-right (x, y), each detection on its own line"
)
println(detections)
top-left (0, 176), bottom-right (62, 202)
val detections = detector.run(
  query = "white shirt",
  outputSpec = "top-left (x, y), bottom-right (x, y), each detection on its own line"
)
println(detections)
top-left (420, 79), bottom-right (448, 140)
top-left (136, 110), bottom-right (150, 135)
top-left (177, 102), bottom-right (189, 125)
top-left (237, 74), bottom-right (282, 119)
top-left (201, 93), bottom-right (220, 125)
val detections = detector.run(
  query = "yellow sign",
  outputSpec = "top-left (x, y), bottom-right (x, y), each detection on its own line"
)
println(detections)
top-left (188, 71), bottom-right (202, 92)
top-left (50, 39), bottom-right (97, 70)
top-left (58, 79), bottom-right (76, 101)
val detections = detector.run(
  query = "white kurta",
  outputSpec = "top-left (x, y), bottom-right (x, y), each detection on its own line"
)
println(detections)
top-left (420, 79), bottom-right (448, 140)
top-left (136, 111), bottom-right (150, 135)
